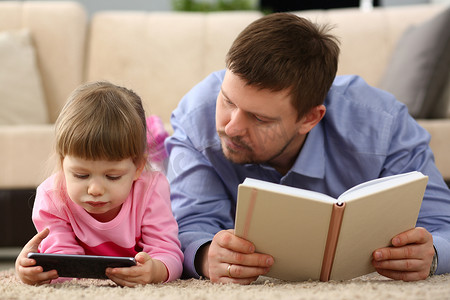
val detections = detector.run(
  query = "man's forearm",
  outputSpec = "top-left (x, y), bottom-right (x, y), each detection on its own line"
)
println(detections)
top-left (195, 242), bottom-right (211, 278)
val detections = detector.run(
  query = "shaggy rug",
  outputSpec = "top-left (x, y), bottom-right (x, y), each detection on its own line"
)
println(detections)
top-left (1, 268), bottom-right (450, 300)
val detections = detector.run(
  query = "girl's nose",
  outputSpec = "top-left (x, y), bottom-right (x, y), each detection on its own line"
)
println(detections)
top-left (87, 180), bottom-right (104, 196)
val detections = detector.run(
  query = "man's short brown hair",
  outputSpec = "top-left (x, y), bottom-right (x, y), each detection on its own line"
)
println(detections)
top-left (226, 13), bottom-right (340, 120)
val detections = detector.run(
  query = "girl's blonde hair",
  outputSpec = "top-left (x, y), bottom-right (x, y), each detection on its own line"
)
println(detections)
top-left (55, 81), bottom-right (147, 169)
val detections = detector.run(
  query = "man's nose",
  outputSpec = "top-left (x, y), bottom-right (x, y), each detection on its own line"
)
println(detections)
top-left (225, 109), bottom-right (248, 137)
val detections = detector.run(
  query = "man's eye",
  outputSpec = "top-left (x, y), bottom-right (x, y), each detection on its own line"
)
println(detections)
top-left (224, 98), bottom-right (234, 106)
top-left (254, 115), bottom-right (268, 123)
top-left (107, 175), bottom-right (121, 181)
top-left (74, 174), bottom-right (88, 179)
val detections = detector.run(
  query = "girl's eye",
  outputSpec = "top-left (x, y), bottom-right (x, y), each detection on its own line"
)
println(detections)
top-left (74, 174), bottom-right (88, 179)
top-left (107, 175), bottom-right (121, 181)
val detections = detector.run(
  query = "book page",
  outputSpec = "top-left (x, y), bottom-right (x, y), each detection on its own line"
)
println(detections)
top-left (338, 171), bottom-right (424, 203)
top-left (242, 178), bottom-right (337, 203)
top-left (235, 181), bottom-right (334, 281)
top-left (330, 174), bottom-right (428, 280)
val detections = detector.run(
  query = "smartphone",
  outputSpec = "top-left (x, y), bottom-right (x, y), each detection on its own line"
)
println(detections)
top-left (27, 253), bottom-right (136, 279)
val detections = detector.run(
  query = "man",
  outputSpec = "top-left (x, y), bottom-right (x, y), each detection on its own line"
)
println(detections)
top-left (167, 13), bottom-right (450, 284)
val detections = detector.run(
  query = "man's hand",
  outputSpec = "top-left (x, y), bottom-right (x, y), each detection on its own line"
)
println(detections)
top-left (372, 227), bottom-right (435, 281)
top-left (106, 252), bottom-right (168, 287)
top-left (15, 228), bottom-right (59, 285)
top-left (199, 229), bottom-right (274, 284)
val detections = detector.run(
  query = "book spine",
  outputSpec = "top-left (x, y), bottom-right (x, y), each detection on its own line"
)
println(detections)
top-left (320, 202), bottom-right (346, 282)
top-left (242, 188), bottom-right (258, 240)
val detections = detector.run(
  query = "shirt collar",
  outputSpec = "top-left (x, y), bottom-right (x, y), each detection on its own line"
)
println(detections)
top-left (290, 122), bottom-right (325, 179)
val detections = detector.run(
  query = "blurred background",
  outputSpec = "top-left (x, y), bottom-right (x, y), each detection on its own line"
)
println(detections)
top-left (1, 0), bottom-right (449, 15)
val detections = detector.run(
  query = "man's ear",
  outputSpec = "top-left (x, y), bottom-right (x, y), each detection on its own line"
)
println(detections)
top-left (297, 105), bottom-right (326, 135)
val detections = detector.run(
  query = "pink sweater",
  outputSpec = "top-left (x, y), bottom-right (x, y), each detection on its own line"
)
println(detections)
top-left (32, 171), bottom-right (183, 282)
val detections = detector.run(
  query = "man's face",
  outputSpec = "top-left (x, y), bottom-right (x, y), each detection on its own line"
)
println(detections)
top-left (216, 70), bottom-right (308, 171)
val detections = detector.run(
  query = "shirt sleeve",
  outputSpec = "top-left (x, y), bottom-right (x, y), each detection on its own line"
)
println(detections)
top-left (32, 177), bottom-right (85, 255)
top-left (166, 112), bottom-right (235, 279)
top-left (138, 172), bottom-right (184, 282)
top-left (382, 104), bottom-right (450, 275)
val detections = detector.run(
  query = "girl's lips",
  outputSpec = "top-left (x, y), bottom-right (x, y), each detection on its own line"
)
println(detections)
top-left (85, 201), bottom-right (107, 208)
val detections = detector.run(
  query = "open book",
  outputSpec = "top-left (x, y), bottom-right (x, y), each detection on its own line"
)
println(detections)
top-left (234, 171), bottom-right (428, 282)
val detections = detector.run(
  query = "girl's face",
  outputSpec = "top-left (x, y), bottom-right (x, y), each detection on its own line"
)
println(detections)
top-left (62, 155), bottom-right (143, 222)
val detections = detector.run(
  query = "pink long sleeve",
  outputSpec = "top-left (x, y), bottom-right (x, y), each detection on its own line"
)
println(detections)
top-left (146, 115), bottom-right (169, 173)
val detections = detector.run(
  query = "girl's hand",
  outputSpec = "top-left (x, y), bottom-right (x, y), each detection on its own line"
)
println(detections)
top-left (15, 228), bottom-right (59, 285)
top-left (106, 252), bottom-right (168, 287)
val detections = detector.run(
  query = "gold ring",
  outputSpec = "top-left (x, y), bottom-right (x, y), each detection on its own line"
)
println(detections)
top-left (227, 264), bottom-right (232, 278)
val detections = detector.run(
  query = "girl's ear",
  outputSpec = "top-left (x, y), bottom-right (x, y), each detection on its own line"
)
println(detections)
top-left (134, 159), bottom-right (147, 181)
top-left (297, 105), bottom-right (326, 135)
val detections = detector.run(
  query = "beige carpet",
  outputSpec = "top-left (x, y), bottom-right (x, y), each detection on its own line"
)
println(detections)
top-left (1, 268), bottom-right (450, 300)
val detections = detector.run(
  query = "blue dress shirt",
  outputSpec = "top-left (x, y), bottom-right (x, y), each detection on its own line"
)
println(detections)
top-left (166, 69), bottom-right (450, 279)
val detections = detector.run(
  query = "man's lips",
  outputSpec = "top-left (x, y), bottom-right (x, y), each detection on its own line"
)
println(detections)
top-left (217, 130), bottom-right (251, 152)
top-left (223, 137), bottom-right (247, 152)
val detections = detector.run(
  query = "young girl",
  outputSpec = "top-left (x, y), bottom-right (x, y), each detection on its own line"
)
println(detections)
top-left (15, 82), bottom-right (183, 286)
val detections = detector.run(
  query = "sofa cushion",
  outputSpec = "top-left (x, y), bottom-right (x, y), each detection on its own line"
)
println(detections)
top-left (378, 7), bottom-right (450, 118)
top-left (0, 29), bottom-right (48, 124)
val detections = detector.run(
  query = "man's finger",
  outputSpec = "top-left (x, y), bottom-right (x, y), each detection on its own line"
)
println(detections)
top-left (392, 227), bottom-right (431, 247)
top-left (373, 257), bottom-right (424, 271)
top-left (373, 244), bottom-right (423, 261)
top-left (215, 230), bottom-right (255, 254)
top-left (224, 262), bottom-right (270, 279)
top-left (227, 249), bottom-right (274, 268)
